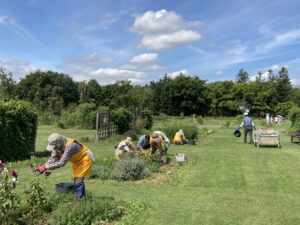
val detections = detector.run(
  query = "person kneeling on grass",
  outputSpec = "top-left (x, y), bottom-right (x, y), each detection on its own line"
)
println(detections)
top-left (115, 137), bottom-right (135, 159)
top-left (137, 134), bottom-right (151, 151)
top-left (150, 133), bottom-right (167, 164)
top-left (36, 133), bottom-right (95, 199)
top-left (173, 129), bottom-right (186, 145)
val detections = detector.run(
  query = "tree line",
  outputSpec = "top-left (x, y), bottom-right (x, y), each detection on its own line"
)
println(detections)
top-left (0, 66), bottom-right (299, 117)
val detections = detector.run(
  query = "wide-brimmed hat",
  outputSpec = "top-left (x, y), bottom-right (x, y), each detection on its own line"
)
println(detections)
top-left (124, 137), bottom-right (132, 145)
top-left (46, 133), bottom-right (65, 151)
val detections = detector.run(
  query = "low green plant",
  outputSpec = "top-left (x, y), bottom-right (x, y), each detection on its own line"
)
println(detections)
top-left (50, 195), bottom-right (123, 225)
top-left (158, 122), bottom-right (198, 140)
top-left (221, 121), bottom-right (231, 128)
top-left (117, 201), bottom-right (148, 225)
top-left (112, 157), bottom-right (149, 181)
top-left (196, 115), bottom-right (204, 124)
top-left (0, 161), bottom-right (20, 224)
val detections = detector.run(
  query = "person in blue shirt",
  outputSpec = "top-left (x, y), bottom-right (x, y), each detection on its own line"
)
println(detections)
top-left (137, 134), bottom-right (151, 151)
top-left (237, 112), bottom-right (256, 144)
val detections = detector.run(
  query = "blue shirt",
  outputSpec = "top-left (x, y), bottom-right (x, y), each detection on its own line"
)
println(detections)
top-left (240, 116), bottom-right (255, 127)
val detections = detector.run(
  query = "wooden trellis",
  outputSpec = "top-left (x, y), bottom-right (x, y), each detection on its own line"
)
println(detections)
top-left (95, 112), bottom-right (118, 141)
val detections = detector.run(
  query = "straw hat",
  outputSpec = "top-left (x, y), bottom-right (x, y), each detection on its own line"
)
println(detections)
top-left (124, 137), bottom-right (132, 145)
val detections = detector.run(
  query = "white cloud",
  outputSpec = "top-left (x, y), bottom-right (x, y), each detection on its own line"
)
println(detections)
top-left (291, 78), bottom-right (300, 87)
top-left (215, 70), bottom-right (222, 76)
top-left (58, 53), bottom-right (113, 75)
top-left (137, 30), bottom-right (202, 51)
top-left (0, 14), bottom-right (40, 44)
top-left (129, 53), bottom-right (158, 64)
top-left (167, 69), bottom-right (188, 78)
top-left (260, 29), bottom-right (300, 51)
top-left (1, 60), bottom-right (48, 81)
top-left (130, 9), bottom-right (203, 50)
top-left (89, 68), bottom-right (147, 84)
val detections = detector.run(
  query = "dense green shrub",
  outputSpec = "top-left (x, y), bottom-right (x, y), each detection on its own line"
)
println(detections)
top-left (141, 109), bottom-right (153, 129)
top-left (38, 112), bottom-right (60, 125)
top-left (196, 115), bottom-right (204, 124)
top-left (289, 107), bottom-right (300, 129)
top-left (112, 158), bottom-right (149, 181)
top-left (158, 122), bottom-right (198, 140)
top-left (60, 103), bottom-right (97, 129)
top-left (111, 107), bottom-right (133, 133)
top-left (0, 100), bottom-right (37, 161)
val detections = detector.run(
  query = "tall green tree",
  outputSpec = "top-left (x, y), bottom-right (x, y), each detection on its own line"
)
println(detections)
top-left (235, 69), bottom-right (249, 83)
top-left (0, 67), bottom-right (16, 99)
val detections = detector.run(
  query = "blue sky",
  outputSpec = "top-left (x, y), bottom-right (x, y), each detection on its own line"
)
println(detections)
top-left (1, 0), bottom-right (300, 86)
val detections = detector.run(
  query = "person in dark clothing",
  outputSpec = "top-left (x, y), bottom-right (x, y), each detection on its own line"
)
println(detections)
top-left (237, 113), bottom-right (256, 144)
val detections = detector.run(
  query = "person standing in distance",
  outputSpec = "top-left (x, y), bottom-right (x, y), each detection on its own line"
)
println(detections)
top-left (237, 112), bottom-right (256, 144)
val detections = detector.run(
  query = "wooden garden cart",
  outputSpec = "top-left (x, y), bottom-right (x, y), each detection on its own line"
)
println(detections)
top-left (254, 129), bottom-right (280, 148)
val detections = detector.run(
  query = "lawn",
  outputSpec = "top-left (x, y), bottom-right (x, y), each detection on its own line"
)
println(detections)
top-left (8, 118), bottom-right (300, 225)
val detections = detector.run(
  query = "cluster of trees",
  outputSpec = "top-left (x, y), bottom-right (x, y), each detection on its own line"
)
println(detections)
top-left (1, 66), bottom-right (299, 117)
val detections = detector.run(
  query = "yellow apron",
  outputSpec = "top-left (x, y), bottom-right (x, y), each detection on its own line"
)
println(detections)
top-left (62, 139), bottom-right (94, 178)
top-left (173, 131), bottom-right (183, 144)
top-left (150, 136), bottom-right (164, 150)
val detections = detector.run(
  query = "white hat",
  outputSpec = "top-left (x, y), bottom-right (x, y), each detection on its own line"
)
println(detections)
top-left (46, 133), bottom-right (65, 151)
top-left (244, 112), bottom-right (248, 116)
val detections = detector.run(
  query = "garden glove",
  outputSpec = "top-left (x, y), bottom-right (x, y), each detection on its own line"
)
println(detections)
top-left (36, 165), bottom-right (47, 174)
top-left (253, 126), bottom-right (256, 130)
top-left (237, 126), bottom-right (241, 130)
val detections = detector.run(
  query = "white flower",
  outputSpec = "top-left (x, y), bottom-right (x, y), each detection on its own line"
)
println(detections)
top-left (12, 177), bottom-right (17, 182)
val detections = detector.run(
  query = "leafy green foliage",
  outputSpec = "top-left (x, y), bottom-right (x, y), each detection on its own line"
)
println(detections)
top-left (289, 107), bottom-right (300, 129)
top-left (0, 100), bottom-right (37, 161)
top-left (158, 121), bottom-right (198, 140)
top-left (196, 115), bottom-right (204, 124)
top-left (141, 108), bottom-right (153, 129)
top-left (112, 107), bottom-right (133, 133)
top-left (60, 103), bottom-right (97, 129)
top-left (50, 195), bottom-right (123, 225)
top-left (112, 157), bottom-right (149, 181)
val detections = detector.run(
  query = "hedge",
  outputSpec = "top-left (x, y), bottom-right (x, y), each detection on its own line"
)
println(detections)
top-left (0, 100), bottom-right (37, 161)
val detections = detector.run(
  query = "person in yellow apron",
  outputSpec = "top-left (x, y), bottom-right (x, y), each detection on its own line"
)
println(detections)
top-left (37, 133), bottom-right (95, 198)
top-left (173, 129), bottom-right (186, 145)
top-left (150, 133), bottom-right (167, 164)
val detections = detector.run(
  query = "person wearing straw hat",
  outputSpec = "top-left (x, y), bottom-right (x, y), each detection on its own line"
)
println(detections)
top-left (115, 137), bottom-right (135, 159)
top-left (36, 133), bottom-right (95, 199)
top-left (237, 112), bottom-right (256, 144)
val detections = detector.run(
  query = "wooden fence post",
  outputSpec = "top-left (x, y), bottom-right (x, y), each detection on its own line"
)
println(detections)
top-left (95, 113), bottom-right (99, 142)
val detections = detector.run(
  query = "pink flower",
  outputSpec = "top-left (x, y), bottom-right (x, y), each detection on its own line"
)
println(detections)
top-left (0, 163), bottom-right (4, 168)
top-left (45, 172), bottom-right (51, 177)
top-left (11, 170), bottom-right (18, 178)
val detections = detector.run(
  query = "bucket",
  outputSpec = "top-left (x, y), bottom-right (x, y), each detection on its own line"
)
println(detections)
top-left (55, 182), bottom-right (74, 194)
top-left (176, 154), bottom-right (186, 162)
top-left (188, 140), bottom-right (196, 145)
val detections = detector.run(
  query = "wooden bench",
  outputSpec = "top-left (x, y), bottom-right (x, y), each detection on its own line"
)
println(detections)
top-left (290, 130), bottom-right (300, 145)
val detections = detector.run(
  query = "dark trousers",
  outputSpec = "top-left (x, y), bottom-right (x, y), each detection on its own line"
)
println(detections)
top-left (244, 126), bottom-right (253, 144)
top-left (74, 177), bottom-right (85, 199)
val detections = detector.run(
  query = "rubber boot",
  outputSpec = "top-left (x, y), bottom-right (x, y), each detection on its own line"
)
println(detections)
top-left (161, 155), bottom-right (167, 164)
top-left (74, 181), bottom-right (86, 199)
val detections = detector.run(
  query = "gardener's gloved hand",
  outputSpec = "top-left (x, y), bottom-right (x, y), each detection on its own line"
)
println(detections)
top-left (253, 126), bottom-right (256, 130)
top-left (237, 126), bottom-right (241, 130)
top-left (36, 165), bottom-right (47, 174)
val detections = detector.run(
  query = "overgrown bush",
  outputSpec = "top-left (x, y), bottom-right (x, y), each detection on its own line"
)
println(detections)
top-left (112, 107), bottom-right (133, 134)
top-left (158, 122), bottom-right (198, 140)
top-left (112, 157), bottom-right (149, 181)
top-left (141, 109), bottom-right (153, 129)
top-left (289, 107), bottom-right (300, 129)
top-left (60, 103), bottom-right (97, 129)
top-left (221, 121), bottom-right (231, 128)
top-left (38, 112), bottom-right (60, 125)
top-left (50, 195), bottom-right (123, 225)
top-left (196, 115), bottom-right (204, 124)
top-left (0, 100), bottom-right (37, 161)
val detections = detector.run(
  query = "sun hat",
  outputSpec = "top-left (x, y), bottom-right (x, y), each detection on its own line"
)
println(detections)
top-left (124, 137), bottom-right (132, 145)
top-left (46, 133), bottom-right (66, 151)
top-left (244, 112), bottom-right (248, 116)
